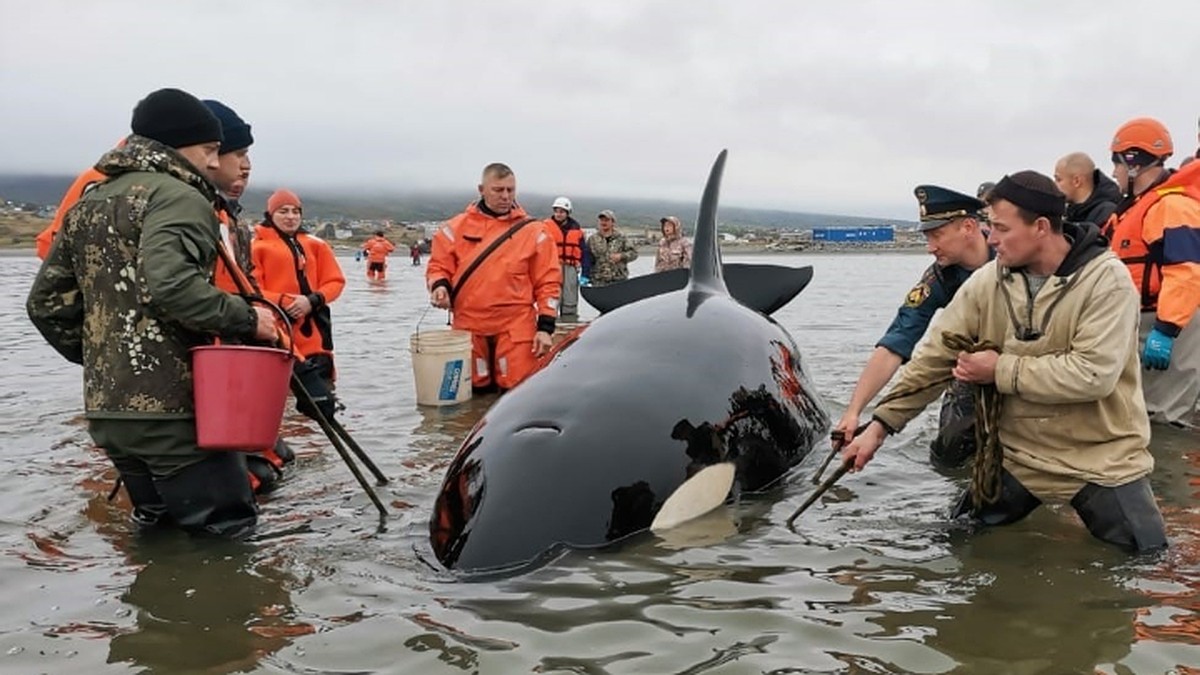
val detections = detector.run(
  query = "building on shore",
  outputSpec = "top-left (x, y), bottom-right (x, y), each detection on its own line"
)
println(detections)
top-left (811, 226), bottom-right (894, 244)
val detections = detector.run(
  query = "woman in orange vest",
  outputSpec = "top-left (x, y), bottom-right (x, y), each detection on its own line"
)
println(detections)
top-left (252, 189), bottom-right (346, 419)
top-left (360, 231), bottom-right (396, 281)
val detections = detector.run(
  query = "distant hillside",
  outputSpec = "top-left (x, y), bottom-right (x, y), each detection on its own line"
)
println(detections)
top-left (0, 173), bottom-right (917, 232)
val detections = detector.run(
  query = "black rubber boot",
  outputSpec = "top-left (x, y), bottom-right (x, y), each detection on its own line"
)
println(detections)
top-left (155, 452), bottom-right (258, 538)
top-left (951, 468), bottom-right (1041, 526)
top-left (107, 453), bottom-right (172, 528)
top-left (273, 438), bottom-right (295, 465)
top-left (1071, 478), bottom-right (1169, 553)
top-left (294, 357), bottom-right (337, 421)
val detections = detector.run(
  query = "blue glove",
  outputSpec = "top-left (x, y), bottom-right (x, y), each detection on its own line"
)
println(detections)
top-left (1142, 328), bottom-right (1174, 370)
top-left (579, 275), bottom-right (590, 287)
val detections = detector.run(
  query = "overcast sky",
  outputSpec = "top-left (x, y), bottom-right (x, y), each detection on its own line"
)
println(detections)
top-left (3, 0), bottom-right (1199, 219)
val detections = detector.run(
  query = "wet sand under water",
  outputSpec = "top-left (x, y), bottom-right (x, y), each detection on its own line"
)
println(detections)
top-left (0, 251), bottom-right (1197, 674)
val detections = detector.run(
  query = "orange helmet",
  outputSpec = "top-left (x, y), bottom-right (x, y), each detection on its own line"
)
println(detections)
top-left (1111, 117), bottom-right (1173, 158)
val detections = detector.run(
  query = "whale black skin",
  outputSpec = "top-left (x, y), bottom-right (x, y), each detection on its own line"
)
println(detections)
top-left (429, 151), bottom-right (831, 576)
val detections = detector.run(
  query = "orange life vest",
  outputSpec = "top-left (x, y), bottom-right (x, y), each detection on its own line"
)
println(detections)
top-left (213, 208), bottom-right (250, 294)
top-left (1109, 160), bottom-right (1200, 324)
top-left (544, 218), bottom-right (584, 266)
top-left (36, 167), bottom-right (107, 259)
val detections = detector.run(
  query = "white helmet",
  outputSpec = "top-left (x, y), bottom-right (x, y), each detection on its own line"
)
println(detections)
top-left (552, 196), bottom-right (572, 212)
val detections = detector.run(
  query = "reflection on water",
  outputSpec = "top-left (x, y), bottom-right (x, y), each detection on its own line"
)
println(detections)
top-left (1, 252), bottom-right (1197, 673)
top-left (107, 538), bottom-right (310, 673)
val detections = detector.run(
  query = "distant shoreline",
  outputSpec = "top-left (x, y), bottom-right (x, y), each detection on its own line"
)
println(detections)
top-left (3, 242), bottom-right (931, 258)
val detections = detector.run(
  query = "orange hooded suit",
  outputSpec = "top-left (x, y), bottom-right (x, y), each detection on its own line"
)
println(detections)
top-left (426, 202), bottom-right (561, 390)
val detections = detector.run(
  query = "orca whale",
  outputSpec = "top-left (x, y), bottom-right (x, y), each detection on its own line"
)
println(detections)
top-left (429, 151), bottom-right (830, 576)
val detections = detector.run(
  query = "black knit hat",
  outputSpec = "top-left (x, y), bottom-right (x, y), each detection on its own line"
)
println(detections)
top-left (991, 171), bottom-right (1066, 219)
top-left (202, 99), bottom-right (253, 154)
top-left (131, 88), bottom-right (223, 149)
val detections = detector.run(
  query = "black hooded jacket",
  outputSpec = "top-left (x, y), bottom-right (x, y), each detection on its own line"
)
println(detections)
top-left (1065, 169), bottom-right (1122, 230)
top-left (1056, 221), bottom-right (1108, 276)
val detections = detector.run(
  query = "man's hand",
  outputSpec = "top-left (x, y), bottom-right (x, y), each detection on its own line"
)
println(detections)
top-left (952, 349), bottom-right (999, 384)
top-left (830, 410), bottom-right (862, 450)
top-left (285, 294), bottom-right (312, 320)
top-left (532, 331), bottom-right (553, 356)
top-left (609, 253), bottom-right (623, 263)
top-left (430, 286), bottom-right (450, 309)
top-left (1142, 328), bottom-right (1174, 370)
top-left (252, 307), bottom-right (278, 342)
top-left (841, 420), bottom-right (888, 472)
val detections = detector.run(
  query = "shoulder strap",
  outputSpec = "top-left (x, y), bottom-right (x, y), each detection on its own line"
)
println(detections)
top-left (450, 217), bottom-right (537, 302)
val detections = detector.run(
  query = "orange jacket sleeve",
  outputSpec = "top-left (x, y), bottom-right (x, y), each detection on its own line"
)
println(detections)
top-left (531, 224), bottom-right (563, 320)
top-left (1144, 193), bottom-right (1200, 332)
top-left (426, 219), bottom-right (460, 292)
top-left (310, 238), bottom-right (346, 304)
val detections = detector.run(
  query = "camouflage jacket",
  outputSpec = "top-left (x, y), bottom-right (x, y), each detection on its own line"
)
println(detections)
top-left (27, 135), bottom-right (259, 418)
top-left (654, 235), bottom-right (693, 272)
top-left (586, 230), bottom-right (639, 286)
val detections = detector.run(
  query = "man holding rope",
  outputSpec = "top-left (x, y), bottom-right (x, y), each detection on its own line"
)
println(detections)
top-left (841, 170), bottom-right (1167, 554)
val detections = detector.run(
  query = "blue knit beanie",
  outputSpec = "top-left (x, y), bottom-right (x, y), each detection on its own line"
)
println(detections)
top-left (202, 99), bottom-right (253, 154)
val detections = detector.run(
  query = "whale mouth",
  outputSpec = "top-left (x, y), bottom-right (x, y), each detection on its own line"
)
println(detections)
top-left (514, 422), bottom-right (563, 436)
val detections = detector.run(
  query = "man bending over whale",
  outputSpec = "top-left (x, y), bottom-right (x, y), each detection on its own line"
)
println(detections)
top-left (834, 185), bottom-right (992, 468)
top-left (841, 170), bottom-right (1167, 554)
top-left (427, 163), bottom-right (561, 393)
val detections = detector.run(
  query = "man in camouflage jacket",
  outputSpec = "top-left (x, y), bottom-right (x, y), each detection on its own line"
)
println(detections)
top-left (27, 88), bottom-right (275, 537)
top-left (586, 209), bottom-right (639, 286)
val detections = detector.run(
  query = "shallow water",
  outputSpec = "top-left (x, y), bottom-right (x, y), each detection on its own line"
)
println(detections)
top-left (1, 251), bottom-right (1196, 674)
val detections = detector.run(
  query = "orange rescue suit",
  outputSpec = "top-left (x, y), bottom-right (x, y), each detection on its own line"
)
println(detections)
top-left (426, 203), bottom-right (561, 389)
top-left (252, 224), bottom-right (346, 360)
top-left (362, 235), bottom-right (395, 263)
top-left (1109, 161), bottom-right (1200, 334)
top-left (36, 167), bottom-right (108, 260)
top-left (543, 218), bottom-right (585, 266)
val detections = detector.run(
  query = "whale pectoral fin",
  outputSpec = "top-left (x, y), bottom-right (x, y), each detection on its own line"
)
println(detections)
top-left (726, 264), bottom-right (814, 316)
top-left (650, 462), bottom-right (737, 532)
top-left (581, 268), bottom-right (689, 314)
top-left (580, 264), bottom-right (813, 316)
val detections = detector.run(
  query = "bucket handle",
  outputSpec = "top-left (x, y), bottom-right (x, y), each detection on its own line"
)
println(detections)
top-left (414, 304), bottom-right (440, 354)
top-left (244, 295), bottom-right (296, 360)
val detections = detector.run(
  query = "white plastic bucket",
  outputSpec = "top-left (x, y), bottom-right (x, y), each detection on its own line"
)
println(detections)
top-left (410, 329), bottom-right (473, 406)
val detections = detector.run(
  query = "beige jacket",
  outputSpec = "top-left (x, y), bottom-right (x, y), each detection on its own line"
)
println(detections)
top-left (874, 230), bottom-right (1152, 495)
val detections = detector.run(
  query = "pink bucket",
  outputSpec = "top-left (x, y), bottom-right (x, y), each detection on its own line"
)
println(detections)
top-left (191, 345), bottom-right (293, 451)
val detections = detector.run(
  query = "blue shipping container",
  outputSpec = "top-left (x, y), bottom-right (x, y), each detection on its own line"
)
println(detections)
top-left (811, 226), bottom-right (894, 243)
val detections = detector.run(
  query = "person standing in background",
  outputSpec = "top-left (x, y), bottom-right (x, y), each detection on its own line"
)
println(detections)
top-left (544, 196), bottom-right (586, 322)
top-left (654, 216), bottom-right (692, 272)
top-left (253, 189), bottom-right (346, 421)
top-left (361, 231), bottom-right (396, 281)
top-left (586, 209), bottom-right (637, 286)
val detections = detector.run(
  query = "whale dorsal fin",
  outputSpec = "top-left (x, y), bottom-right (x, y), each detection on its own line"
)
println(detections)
top-left (688, 149), bottom-right (730, 298)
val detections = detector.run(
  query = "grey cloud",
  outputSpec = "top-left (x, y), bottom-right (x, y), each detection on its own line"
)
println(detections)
top-left (3, 0), bottom-right (1199, 219)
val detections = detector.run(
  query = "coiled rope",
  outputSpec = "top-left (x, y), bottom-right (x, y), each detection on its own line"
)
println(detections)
top-left (875, 332), bottom-right (1005, 512)
top-left (940, 333), bottom-right (1004, 511)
